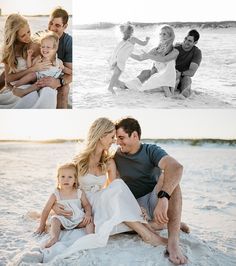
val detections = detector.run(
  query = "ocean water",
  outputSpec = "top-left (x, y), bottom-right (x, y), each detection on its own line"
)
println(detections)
top-left (73, 26), bottom-right (236, 108)
top-left (0, 141), bottom-right (236, 264)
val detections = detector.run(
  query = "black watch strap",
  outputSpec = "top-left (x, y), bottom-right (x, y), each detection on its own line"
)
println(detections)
top-left (157, 190), bottom-right (171, 200)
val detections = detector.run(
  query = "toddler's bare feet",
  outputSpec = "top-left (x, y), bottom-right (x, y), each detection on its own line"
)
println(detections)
top-left (44, 236), bottom-right (58, 248)
top-left (108, 87), bottom-right (116, 95)
top-left (180, 222), bottom-right (190, 234)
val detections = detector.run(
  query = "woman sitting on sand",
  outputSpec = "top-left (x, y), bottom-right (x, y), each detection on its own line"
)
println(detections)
top-left (45, 117), bottom-right (167, 263)
top-left (0, 14), bottom-right (58, 109)
top-left (123, 25), bottom-right (179, 97)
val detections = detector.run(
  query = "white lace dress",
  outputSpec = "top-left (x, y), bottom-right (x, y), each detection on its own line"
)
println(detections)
top-left (42, 175), bottom-right (146, 263)
top-left (51, 189), bottom-right (85, 230)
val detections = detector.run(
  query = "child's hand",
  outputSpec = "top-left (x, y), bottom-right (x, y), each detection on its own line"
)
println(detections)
top-left (82, 213), bottom-right (93, 225)
top-left (27, 49), bottom-right (34, 57)
top-left (34, 225), bottom-right (45, 235)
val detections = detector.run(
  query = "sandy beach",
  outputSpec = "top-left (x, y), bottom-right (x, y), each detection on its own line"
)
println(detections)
top-left (73, 26), bottom-right (236, 108)
top-left (0, 141), bottom-right (236, 265)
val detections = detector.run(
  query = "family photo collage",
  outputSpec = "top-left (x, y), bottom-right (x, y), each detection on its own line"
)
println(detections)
top-left (0, 0), bottom-right (236, 265)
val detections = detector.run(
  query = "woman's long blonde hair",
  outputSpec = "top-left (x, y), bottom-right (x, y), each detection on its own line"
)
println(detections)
top-left (1, 14), bottom-right (29, 73)
top-left (74, 118), bottom-right (115, 177)
top-left (157, 24), bottom-right (175, 55)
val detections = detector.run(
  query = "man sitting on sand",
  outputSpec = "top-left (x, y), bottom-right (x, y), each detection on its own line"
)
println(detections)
top-left (114, 117), bottom-right (189, 265)
top-left (175, 29), bottom-right (202, 98)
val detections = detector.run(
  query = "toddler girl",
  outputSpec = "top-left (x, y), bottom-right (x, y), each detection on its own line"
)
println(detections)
top-left (35, 163), bottom-right (94, 248)
top-left (108, 22), bottom-right (150, 94)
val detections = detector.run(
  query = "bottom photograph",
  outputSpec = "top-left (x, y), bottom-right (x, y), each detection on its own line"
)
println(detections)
top-left (0, 110), bottom-right (236, 266)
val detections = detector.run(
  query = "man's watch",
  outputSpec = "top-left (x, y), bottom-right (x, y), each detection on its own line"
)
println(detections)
top-left (157, 190), bottom-right (171, 200)
top-left (59, 77), bottom-right (66, 87)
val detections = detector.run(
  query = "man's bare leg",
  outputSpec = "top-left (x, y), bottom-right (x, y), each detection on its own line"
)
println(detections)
top-left (45, 218), bottom-right (62, 248)
top-left (125, 221), bottom-right (167, 246)
top-left (166, 185), bottom-right (188, 265)
top-left (180, 76), bottom-right (192, 98)
top-left (57, 84), bottom-right (70, 108)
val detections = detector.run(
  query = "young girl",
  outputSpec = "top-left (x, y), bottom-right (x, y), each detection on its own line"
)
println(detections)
top-left (35, 163), bottom-right (94, 248)
top-left (108, 22), bottom-right (150, 94)
top-left (11, 31), bottom-right (71, 98)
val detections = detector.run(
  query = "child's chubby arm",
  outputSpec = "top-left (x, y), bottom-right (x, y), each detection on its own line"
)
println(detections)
top-left (80, 190), bottom-right (93, 226)
top-left (131, 36), bottom-right (150, 46)
top-left (26, 49), bottom-right (34, 68)
top-left (35, 193), bottom-right (56, 234)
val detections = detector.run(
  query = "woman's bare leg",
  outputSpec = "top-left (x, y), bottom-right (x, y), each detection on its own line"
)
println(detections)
top-left (125, 221), bottom-right (167, 246)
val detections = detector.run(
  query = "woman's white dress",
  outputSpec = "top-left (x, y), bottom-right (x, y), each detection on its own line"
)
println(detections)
top-left (0, 57), bottom-right (58, 109)
top-left (109, 39), bottom-right (134, 72)
top-left (125, 60), bottom-right (176, 91)
top-left (51, 188), bottom-right (85, 230)
top-left (42, 175), bottom-right (146, 263)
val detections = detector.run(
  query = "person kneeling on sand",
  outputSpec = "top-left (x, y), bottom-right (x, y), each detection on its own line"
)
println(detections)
top-left (35, 163), bottom-right (94, 248)
top-left (174, 29), bottom-right (202, 98)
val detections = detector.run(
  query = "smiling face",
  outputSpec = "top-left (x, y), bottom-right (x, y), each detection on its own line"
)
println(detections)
top-left (100, 130), bottom-right (116, 150)
top-left (58, 168), bottom-right (77, 190)
top-left (48, 17), bottom-right (67, 38)
top-left (17, 24), bottom-right (31, 44)
top-left (116, 128), bottom-right (140, 154)
top-left (182, 35), bottom-right (196, 51)
top-left (40, 38), bottom-right (57, 60)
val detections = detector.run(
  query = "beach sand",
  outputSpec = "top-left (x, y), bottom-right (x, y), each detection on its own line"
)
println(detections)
top-left (0, 141), bottom-right (236, 265)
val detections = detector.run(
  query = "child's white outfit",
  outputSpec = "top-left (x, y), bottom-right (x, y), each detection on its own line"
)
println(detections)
top-left (109, 39), bottom-right (134, 72)
top-left (36, 57), bottom-right (63, 80)
top-left (51, 188), bottom-right (85, 230)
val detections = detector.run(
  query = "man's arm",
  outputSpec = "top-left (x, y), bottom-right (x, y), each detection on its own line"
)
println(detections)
top-left (181, 62), bottom-right (199, 77)
top-left (153, 155), bottom-right (183, 224)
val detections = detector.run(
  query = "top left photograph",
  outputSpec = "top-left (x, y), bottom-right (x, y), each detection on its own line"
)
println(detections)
top-left (0, 0), bottom-right (72, 109)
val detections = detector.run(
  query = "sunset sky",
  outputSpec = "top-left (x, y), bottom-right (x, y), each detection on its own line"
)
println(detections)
top-left (0, 110), bottom-right (236, 140)
top-left (0, 0), bottom-right (72, 15)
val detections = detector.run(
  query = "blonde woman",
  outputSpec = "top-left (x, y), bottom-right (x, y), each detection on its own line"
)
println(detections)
top-left (47, 117), bottom-right (167, 263)
top-left (124, 25), bottom-right (179, 96)
top-left (0, 14), bottom-right (56, 109)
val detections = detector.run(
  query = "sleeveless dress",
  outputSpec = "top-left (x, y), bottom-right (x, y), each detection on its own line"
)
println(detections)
top-left (42, 175), bottom-right (146, 263)
top-left (109, 39), bottom-right (134, 72)
top-left (51, 189), bottom-right (85, 230)
top-left (0, 57), bottom-right (57, 109)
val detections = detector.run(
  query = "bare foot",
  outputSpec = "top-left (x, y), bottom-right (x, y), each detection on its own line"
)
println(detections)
top-left (108, 87), bottom-right (116, 95)
top-left (142, 232), bottom-right (167, 246)
top-left (44, 236), bottom-right (58, 248)
top-left (180, 222), bottom-right (190, 234)
top-left (166, 240), bottom-right (188, 265)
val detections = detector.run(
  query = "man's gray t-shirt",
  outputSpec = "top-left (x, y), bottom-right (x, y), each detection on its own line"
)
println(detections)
top-left (58, 32), bottom-right (72, 63)
top-left (114, 143), bottom-right (168, 199)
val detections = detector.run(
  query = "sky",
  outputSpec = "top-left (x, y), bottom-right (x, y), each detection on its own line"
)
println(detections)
top-left (74, 0), bottom-right (236, 25)
top-left (0, 0), bottom-right (72, 15)
top-left (0, 110), bottom-right (236, 141)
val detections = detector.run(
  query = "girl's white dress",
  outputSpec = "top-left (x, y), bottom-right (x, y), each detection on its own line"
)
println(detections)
top-left (109, 39), bottom-right (134, 72)
top-left (42, 175), bottom-right (146, 263)
top-left (0, 57), bottom-right (58, 109)
top-left (51, 188), bottom-right (85, 230)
